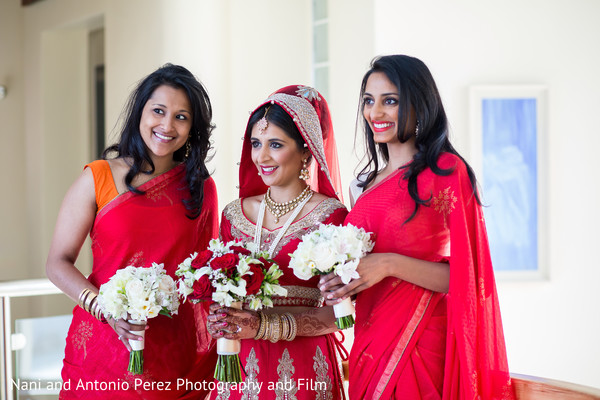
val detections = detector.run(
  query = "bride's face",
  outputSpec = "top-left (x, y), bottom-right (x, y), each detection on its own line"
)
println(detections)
top-left (250, 123), bottom-right (307, 190)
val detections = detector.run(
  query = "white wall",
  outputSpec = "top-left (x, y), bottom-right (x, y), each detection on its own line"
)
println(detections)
top-left (373, 0), bottom-right (600, 389)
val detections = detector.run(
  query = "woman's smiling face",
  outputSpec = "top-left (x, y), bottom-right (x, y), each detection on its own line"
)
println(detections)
top-left (250, 122), bottom-right (307, 189)
top-left (139, 84), bottom-right (192, 162)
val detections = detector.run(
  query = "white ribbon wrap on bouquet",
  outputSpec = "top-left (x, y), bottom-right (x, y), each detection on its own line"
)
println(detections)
top-left (333, 297), bottom-right (355, 319)
top-left (217, 301), bottom-right (242, 356)
top-left (128, 320), bottom-right (146, 351)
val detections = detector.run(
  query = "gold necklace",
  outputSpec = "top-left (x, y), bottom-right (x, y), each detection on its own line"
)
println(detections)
top-left (264, 185), bottom-right (313, 223)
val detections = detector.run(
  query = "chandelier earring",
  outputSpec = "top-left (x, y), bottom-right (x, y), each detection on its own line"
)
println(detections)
top-left (184, 140), bottom-right (191, 159)
top-left (415, 120), bottom-right (420, 138)
top-left (299, 159), bottom-right (310, 181)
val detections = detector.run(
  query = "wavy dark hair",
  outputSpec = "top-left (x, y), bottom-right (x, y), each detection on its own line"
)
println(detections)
top-left (357, 55), bottom-right (480, 222)
top-left (103, 63), bottom-right (214, 218)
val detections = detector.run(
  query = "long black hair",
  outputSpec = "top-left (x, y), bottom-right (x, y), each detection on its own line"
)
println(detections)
top-left (357, 55), bottom-right (480, 222)
top-left (103, 63), bottom-right (214, 218)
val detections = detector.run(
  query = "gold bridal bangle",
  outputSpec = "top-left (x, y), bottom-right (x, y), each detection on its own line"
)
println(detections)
top-left (78, 288), bottom-right (107, 323)
top-left (254, 311), bottom-right (297, 342)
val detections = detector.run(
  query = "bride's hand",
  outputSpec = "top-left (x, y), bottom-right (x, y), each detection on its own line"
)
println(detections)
top-left (207, 303), bottom-right (260, 340)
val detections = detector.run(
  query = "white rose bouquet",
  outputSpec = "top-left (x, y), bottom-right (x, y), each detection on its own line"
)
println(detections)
top-left (175, 238), bottom-right (286, 382)
top-left (289, 223), bottom-right (374, 329)
top-left (97, 263), bottom-right (179, 375)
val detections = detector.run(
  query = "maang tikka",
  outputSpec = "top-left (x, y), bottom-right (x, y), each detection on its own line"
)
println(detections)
top-left (256, 105), bottom-right (272, 135)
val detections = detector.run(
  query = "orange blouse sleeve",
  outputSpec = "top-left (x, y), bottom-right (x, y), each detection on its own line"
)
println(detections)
top-left (84, 160), bottom-right (119, 214)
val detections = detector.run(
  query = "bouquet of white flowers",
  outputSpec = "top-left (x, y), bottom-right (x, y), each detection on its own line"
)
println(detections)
top-left (97, 263), bottom-right (179, 375)
top-left (289, 223), bottom-right (374, 329)
top-left (176, 238), bottom-right (286, 382)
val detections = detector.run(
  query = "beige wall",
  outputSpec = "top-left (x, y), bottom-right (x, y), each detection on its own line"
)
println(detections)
top-left (373, 0), bottom-right (600, 388)
top-left (0, 0), bottom-right (27, 281)
top-left (2, 0), bottom-right (599, 390)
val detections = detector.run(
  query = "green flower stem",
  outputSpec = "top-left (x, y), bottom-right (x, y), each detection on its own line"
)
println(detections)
top-left (214, 355), bottom-right (243, 382)
top-left (128, 350), bottom-right (144, 375)
top-left (335, 315), bottom-right (355, 330)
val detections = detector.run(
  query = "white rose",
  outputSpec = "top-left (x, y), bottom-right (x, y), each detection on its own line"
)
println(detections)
top-left (310, 241), bottom-right (338, 273)
top-left (125, 280), bottom-right (145, 302)
top-left (158, 275), bottom-right (175, 293)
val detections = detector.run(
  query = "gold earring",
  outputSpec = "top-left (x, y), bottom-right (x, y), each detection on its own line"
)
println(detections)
top-left (185, 141), bottom-right (191, 159)
top-left (299, 159), bottom-right (310, 180)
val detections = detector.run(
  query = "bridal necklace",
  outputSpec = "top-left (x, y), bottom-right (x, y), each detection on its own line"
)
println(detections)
top-left (254, 186), bottom-right (313, 258)
top-left (264, 185), bottom-right (312, 224)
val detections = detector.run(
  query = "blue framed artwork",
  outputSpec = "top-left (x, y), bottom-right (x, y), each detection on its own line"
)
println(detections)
top-left (469, 86), bottom-right (547, 279)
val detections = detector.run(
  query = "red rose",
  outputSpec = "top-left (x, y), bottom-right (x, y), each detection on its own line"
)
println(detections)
top-left (192, 250), bottom-right (213, 269)
top-left (258, 257), bottom-right (273, 270)
top-left (210, 253), bottom-right (239, 276)
top-left (243, 264), bottom-right (265, 295)
top-left (230, 245), bottom-right (251, 256)
top-left (190, 275), bottom-right (212, 301)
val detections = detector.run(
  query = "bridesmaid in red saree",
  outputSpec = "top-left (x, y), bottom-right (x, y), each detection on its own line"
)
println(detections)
top-left (206, 86), bottom-right (348, 400)
top-left (46, 64), bottom-right (218, 399)
top-left (320, 55), bottom-right (516, 399)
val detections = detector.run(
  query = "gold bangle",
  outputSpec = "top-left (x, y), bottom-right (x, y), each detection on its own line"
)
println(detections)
top-left (286, 313), bottom-right (297, 341)
top-left (254, 311), bottom-right (266, 340)
top-left (78, 288), bottom-right (92, 309)
top-left (83, 293), bottom-right (97, 313)
top-left (280, 313), bottom-right (290, 341)
top-left (268, 313), bottom-right (282, 343)
top-left (78, 288), bottom-right (90, 305)
top-left (263, 313), bottom-right (272, 341)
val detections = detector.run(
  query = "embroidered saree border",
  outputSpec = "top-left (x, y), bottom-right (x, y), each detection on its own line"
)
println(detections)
top-left (373, 290), bottom-right (434, 399)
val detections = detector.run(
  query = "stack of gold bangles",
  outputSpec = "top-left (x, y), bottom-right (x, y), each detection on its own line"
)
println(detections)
top-left (254, 311), bottom-right (297, 343)
top-left (78, 288), bottom-right (106, 323)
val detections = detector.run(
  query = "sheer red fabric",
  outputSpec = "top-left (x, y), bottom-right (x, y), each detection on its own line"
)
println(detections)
top-left (60, 164), bottom-right (219, 399)
top-left (345, 153), bottom-right (515, 399)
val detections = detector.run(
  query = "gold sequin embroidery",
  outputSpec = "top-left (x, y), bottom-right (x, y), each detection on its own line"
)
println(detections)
top-left (267, 93), bottom-right (334, 189)
top-left (145, 180), bottom-right (173, 204)
top-left (73, 320), bottom-right (93, 359)
top-left (479, 277), bottom-right (486, 305)
top-left (272, 285), bottom-right (323, 308)
top-left (313, 346), bottom-right (333, 400)
top-left (433, 186), bottom-right (458, 217)
top-left (224, 198), bottom-right (346, 258)
top-left (275, 348), bottom-right (298, 400)
top-left (241, 348), bottom-right (260, 400)
top-left (125, 251), bottom-right (145, 268)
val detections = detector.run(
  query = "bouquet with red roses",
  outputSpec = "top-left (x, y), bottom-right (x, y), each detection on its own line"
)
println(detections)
top-left (175, 239), bottom-right (286, 382)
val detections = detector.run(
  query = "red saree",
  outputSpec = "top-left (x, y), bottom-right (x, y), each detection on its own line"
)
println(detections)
top-left (210, 197), bottom-right (348, 400)
top-left (60, 164), bottom-right (219, 399)
top-left (346, 153), bottom-right (515, 400)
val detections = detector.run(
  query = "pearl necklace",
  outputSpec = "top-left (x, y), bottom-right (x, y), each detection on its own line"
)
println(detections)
top-left (264, 185), bottom-right (313, 223)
